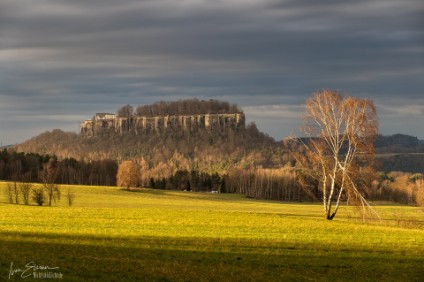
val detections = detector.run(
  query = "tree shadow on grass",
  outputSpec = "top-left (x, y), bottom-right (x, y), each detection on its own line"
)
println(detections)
top-left (1, 231), bottom-right (423, 282)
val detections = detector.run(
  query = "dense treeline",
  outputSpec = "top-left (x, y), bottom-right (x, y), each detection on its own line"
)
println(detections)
top-left (147, 170), bottom-right (222, 192)
top-left (0, 149), bottom-right (117, 186)
top-left (369, 172), bottom-right (424, 205)
top-left (224, 168), bottom-right (312, 201)
top-left (162, 168), bottom-right (308, 201)
top-left (3, 149), bottom-right (423, 206)
top-left (120, 164), bottom-right (314, 202)
top-left (378, 154), bottom-right (424, 173)
top-left (134, 99), bottom-right (241, 116)
top-left (122, 163), bottom-right (424, 205)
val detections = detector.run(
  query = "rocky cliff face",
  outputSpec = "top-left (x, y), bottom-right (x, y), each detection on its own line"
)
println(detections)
top-left (80, 112), bottom-right (245, 137)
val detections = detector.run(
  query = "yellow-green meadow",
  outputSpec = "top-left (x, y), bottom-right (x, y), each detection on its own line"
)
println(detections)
top-left (1, 183), bottom-right (423, 281)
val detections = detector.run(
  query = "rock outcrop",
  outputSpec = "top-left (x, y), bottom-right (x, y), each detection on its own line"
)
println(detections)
top-left (81, 112), bottom-right (245, 137)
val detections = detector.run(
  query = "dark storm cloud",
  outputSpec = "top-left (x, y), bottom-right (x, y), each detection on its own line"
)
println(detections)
top-left (0, 0), bottom-right (423, 144)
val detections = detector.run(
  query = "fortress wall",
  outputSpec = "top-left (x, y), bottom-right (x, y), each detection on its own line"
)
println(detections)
top-left (81, 113), bottom-right (245, 137)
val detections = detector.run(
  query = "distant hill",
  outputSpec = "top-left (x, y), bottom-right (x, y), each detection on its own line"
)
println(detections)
top-left (375, 134), bottom-right (424, 153)
top-left (372, 134), bottom-right (424, 173)
top-left (15, 99), bottom-right (286, 173)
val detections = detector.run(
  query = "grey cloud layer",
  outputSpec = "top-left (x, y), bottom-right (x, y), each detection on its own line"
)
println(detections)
top-left (0, 0), bottom-right (423, 143)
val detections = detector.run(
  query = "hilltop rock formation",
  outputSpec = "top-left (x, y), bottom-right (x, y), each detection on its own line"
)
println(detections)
top-left (80, 99), bottom-right (245, 137)
top-left (80, 112), bottom-right (245, 137)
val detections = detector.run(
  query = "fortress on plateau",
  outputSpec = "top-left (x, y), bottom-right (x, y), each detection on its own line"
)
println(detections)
top-left (80, 112), bottom-right (245, 137)
top-left (80, 99), bottom-right (246, 137)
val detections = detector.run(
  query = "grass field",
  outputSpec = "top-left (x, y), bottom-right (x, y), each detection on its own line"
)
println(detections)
top-left (1, 182), bottom-right (423, 281)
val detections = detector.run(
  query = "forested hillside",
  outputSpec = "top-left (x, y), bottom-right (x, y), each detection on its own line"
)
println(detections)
top-left (16, 100), bottom-right (288, 174)
top-left (9, 99), bottom-right (424, 204)
top-left (16, 123), bottom-right (284, 170)
top-left (375, 134), bottom-right (424, 153)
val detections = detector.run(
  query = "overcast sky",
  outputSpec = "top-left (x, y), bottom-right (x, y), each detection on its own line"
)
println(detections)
top-left (0, 0), bottom-right (423, 145)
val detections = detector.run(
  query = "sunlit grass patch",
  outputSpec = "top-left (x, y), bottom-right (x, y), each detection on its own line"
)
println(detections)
top-left (0, 182), bottom-right (423, 281)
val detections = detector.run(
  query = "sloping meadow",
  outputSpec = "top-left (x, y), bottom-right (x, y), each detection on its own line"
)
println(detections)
top-left (1, 184), bottom-right (423, 281)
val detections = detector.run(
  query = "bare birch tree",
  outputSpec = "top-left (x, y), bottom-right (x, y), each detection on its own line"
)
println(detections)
top-left (291, 90), bottom-right (378, 220)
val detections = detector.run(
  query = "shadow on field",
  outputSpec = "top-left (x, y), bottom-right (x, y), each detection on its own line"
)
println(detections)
top-left (1, 231), bottom-right (423, 282)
